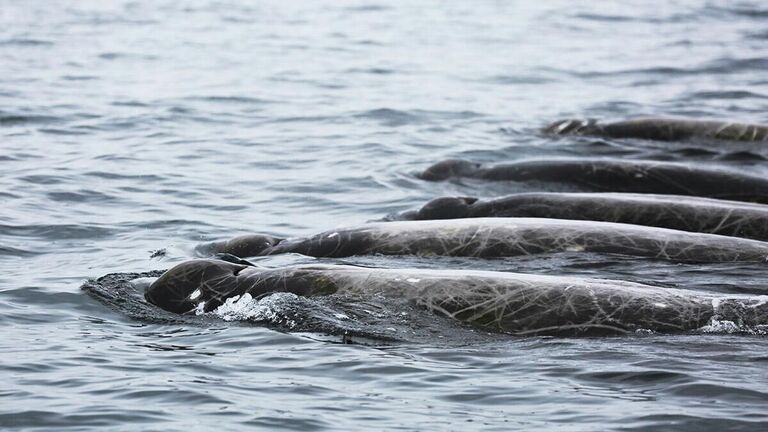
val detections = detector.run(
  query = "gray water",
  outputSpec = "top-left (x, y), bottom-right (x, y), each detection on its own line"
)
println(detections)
top-left (2, 1), bottom-right (768, 430)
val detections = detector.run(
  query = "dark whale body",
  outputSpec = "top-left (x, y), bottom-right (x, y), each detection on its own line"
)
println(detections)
top-left (544, 118), bottom-right (768, 142)
top-left (145, 259), bottom-right (768, 335)
top-left (197, 218), bottom-right (768, 263)
top-left (418, 158), bottom-right (768, 203)
top-left (393, 192), bottom-right (768, 242)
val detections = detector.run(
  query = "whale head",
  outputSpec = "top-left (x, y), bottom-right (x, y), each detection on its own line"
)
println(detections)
top-left (418, 159), bottom-right (481, 181)
top-left (145, 259), bottom-right (250, 314)
top-left (416, 196), bottom-right (478, 219)
top-left (195, 234), bottom-right (283, 258)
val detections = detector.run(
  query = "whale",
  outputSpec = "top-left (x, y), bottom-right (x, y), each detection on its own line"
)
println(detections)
top-left (197, 217), bottom-right (768, 263)
top-left (544, 118), bottom-right (768, 142)
top-left (144, 259), bottom-right (768, 335)
top-left (391, 192), bottom-right (768, 242)
top-left (417, 158), bottom-right (768, 203)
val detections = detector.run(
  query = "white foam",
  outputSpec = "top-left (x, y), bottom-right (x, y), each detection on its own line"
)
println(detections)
top-left (699, 318), bottom-right (741, 334)
top-left (211, 292), bottom-right (299, 326)
top-left (194, 301), bottom-right (206, 315)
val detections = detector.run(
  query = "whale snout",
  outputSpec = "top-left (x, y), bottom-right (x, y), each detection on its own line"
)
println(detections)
top-left (418, 159), bottom-right (482, 181)
top-left (416, 196), bottom-right (477, 220)
top-left (195, 234), bottom-right (284, 258)
top-left (145, 259), bottom-right (248, 314)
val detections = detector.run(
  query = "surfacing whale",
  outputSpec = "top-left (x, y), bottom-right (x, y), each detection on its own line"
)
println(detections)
top-left (391, 192), bottom-right (768, 242)
top-left (145, 259), bottom-right (768, 335)
top-left (544, 118), bottom-right (768, 142)
top-left (197, 218), bottom-right (768, 263)
top-left (418, 158), bottom-right (768, 203)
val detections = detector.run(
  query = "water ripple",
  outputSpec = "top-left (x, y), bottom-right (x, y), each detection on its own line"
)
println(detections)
top-left (2, 0), bottom-right (768, 430)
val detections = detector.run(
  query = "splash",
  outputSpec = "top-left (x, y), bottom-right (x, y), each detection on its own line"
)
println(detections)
top-left (699, 318), bottom-right (768, 335)
top-left (210, 292), bottom-right (300, 328)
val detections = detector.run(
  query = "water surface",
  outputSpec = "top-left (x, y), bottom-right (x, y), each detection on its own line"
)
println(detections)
top-left (2, 1), bottom-right (768, 430)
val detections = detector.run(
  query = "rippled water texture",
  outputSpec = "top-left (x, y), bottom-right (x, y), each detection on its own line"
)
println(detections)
top-left (2, 1), bottom-right (768, 430)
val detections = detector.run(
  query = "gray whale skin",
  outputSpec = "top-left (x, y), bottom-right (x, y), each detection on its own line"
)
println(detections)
top-left (145, 259), bottom-right (768, 336)
top-left (418, 158), bottom-right (768, 204)
top-left (393, 192), bottom-right (768, 242)
top-left (197, 217), bottom-right (768, 263)
top-left (544, 118), bottom-right (768, 142)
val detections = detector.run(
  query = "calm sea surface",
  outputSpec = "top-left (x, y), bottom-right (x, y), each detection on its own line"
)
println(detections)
top-left (2, 1), bottom-right (768, 430)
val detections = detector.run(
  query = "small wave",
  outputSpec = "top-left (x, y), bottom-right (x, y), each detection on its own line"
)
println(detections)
top-left (61, 75), bottom-right (98, 81)
top-left (346, 67), bottom-right (396, 75)
top-left (122, 219), bottom-right (213, 230)
top-left (574, 12), bottom-right (635, 22)
top-left (573, 12), bottom-right (695, 24)
top-left (186, 95), bottom-right (276, 105)
top-left (83, 171), bottom-right (163, 181)
top-left (47, 190), bottom-right (119, 204)
top-left (576, 370), bottom-right (691, 386)
top-left (557, 57), bottom-right (768, 79)
top-left (18, 175), bottom-right (67, 185)
top-left (110, 100), bottom-right (149, 107)
top-left (354, 108), bottom-right (422, 127)
top-left (710, 6), bottom-right (768, 19)
top-left (0, 114), bottom-right (60, 127)
top-left (487, 74), bottom-right (557, 85)
top-left (0, 38), bottom-right (53, 47)
top-left (0, 410), bottom-right (165, 429)
top-left (747, 29), bottom-right (768, 40)
top-left (345, 4), bottom-right (390, 12)
top-left (688, 90), bottom-right (767, 100)
top-left (37, 128), bottom-right (88, 135)
top-left (98, 52), bottom-right (157, 61)
top-left (354, 108), bottom-right (482, 127)
top-left (0, 245), bottom-right (41, 258)
top-left (0, 223), bottom-right (114, 240)
top-left (666, 383), bottom-right (768, 402)
top-left (705, 57), bottom-right (768, 74)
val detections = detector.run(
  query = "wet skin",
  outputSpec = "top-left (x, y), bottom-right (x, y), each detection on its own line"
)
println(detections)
top-left (391, 192), bottom-right (768, 242)
top-left (417, 158), bottom-right (768, 204)
top-left (145, 259), bottom-right (768, 335)
top-left (196, 217), bottom-right (768, 263)
top-left (544, 118), bottom-right (768, 142)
